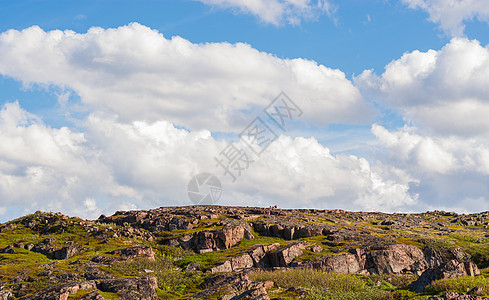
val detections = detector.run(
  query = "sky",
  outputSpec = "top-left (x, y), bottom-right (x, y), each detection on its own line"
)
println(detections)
top-left (0, 0), bottom-right (489, 221)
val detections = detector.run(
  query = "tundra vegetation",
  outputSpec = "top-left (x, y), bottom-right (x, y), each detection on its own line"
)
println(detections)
top-left (1, 206), bottom-right (489, 299)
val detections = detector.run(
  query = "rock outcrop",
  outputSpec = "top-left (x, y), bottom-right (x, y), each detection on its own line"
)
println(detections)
top-left (92, 246), bottom-right (155, 264)
top-left (22, 277), bottom-right (158, 300)
top-left (268, 243), bottom-right (305, 267)
top-left (306, 244), bottom-right (428, 275)
top-left (209, 242), bottom-right (313, 274)
top-left (1, 206), bottom-right (488, 299)
top-left (170, 220), bottom-right (254, 253)
top-left (410, 260), bottom-right (480, 292)
top-left (53, 245), bottom-right (87, 260)
top-left (189, 272), bottom-right (273, 300)
top-left (429, 291), bottom-right (489, 300)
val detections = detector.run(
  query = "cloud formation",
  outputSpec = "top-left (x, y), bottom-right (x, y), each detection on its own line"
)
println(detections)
top-left (355, 37), bottom-right (489, 212)
top-left (0, 101), bottom-right (416, 221)
top-left (3, 22), bottom-right (489, 220)
top-left (0, 23), bottom-right (370, 133)
top-left (196, 0), bottom-right (335, 26)
top-left (372, 124), bottom-right (489, 212)
top-left (403, 0), bottom-right (489, 36)
top-left (356, 38), bottom-right (489, 137)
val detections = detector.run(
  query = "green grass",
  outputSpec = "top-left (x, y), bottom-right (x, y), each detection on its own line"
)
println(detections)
top-left (250, 269), bottom-right (367, 292)
top-left (111, 256), bottom-right (205, 297)
top-left (427, 275), bottom-right (489, 295)
top-left (249, 269), bottom-right (424, 300)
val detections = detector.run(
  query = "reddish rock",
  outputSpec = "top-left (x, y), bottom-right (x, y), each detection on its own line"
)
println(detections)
top-left (268, 243), bottom-right (304, 267)
top-left (248, 243), bottom-right (281, 268)
top-left (54, 245), bottom-right (87, 260)
top-left (195, 273), bottom-right (272, 300)
top-left (0, 291), bottom-right (13, 300)
top-left (185, 262), bottom-right (201, 271)
top-left (429, 291), bottom-right (489, 300)
top-left (366, 244), bottom-right (428, 274)
top-left (176, 221), bottom-right (254, 252)
top-left (92, 246), bottom-right (155, 264)
top-left (107, 246), bottom-right (155, 261)
top-left (0, 223), bottom-right (17, 233)
top-left (312, 248), bottom-right (366, 274)
top-left (96, 277), bottom-right (158, 300)
top-left (307, 245), bottom-right (323, 253)
top-left (410, 260), bottom-right (480, 293)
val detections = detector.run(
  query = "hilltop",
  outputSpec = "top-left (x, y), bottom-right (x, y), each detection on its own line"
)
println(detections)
top-left (1, 206), bottom-right (489, 299)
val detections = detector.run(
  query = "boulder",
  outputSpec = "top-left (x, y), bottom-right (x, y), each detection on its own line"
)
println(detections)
top-left (96, 277), bottom-right (158, 300)
top-left (92, 246), bottom-right (155, 264)
top-left (0, 223), bottom-right (17, 233)
top-left (24, 277), bottom-right (158, 299)
top-left (175, 221), bottom-right (253, 252)
top-left (80, 290), bottom-right (104, 300)
top-left (366, 244), bottom-right (428, 274)
top-left (0, 291), bottom-right (13, 300)
top-left (0, 246), bottom-right (17, 254)
top-left (21, 280), bottom-right (97, 300)
top-left (211, 254), bottom-right (255, 273)
top-left (410, 260), bottom-right (480, 293)
top-left (310, 249), bottom-right (366, 274)
top-left (267, 243), bottom-right (304, 267)
top-left (185, 262), bottom-right (201, 271)
top-left (252, 220), bottom-right (330, 240)
top-left (192, 272), bottom-right (272, 300)
top-left (54, 245), bottom-right (87, 260)
top-left (248, 243), bottom-right (281, 268)
top-left (307, 245), bottom-right (323, 253)
top-left (107, 246), bottom-right (155, 261)
top-left (429, 291), bottom-right (489, 300)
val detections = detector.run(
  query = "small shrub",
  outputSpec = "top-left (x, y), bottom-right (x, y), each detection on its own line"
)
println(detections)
top-left (153, 243), bottom-right (195, 259)
top-left (250, 269), bottom-right (366, 292)
top-left (451, 233), bottom-right (479, 244)
top-left (112, 257), bottom-right (203, 294)
top-left (426, 276), bottom-right (489, 295)
top-left (306, 287), bottom-right (392, 300)
top-left (418, 237), bottom-right (454, 260)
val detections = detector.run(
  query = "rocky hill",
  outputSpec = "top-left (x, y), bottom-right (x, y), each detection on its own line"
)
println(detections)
top-left (1, 206), bottom-right (489, 299)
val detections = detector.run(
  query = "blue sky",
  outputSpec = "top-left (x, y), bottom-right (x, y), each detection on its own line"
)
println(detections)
top-left (0, 0), bottom-right (489, 221)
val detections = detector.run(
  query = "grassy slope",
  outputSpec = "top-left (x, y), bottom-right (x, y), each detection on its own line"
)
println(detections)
top-left (1, 210), bottom-right (489, 299)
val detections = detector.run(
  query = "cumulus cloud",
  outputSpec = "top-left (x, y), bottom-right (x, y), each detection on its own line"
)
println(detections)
top-left (372, 124), bottom-right (489, 211)
top-left (196, 0), bottom-right (335, 26)
top-left (0, 101), bottom-right (416, 221)
top-left (354, 36), bottom-right (489, 212)
top-left (0, 23), bottom-right (371, 132)
top-left (0, 102), bottom-right (140, 219)
top-left (227, 135), bottom-right (417, 211)
top-left (356, 38), bottom-right (489, 137)
top-left (402, 0), bottom-right (489, 36)
top-left (372, 124), bottom-right (489, 175)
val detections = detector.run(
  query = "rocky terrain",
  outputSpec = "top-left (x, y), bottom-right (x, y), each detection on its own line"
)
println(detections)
top-left (1, 206), bottom-right (489, 299)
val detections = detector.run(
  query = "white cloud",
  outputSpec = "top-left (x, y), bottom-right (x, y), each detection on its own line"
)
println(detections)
top-left (371, 124), bottom-right (489, 175)
top-left (402, 0), bottom-right (489, 36)
top-left (229, 135), bottom-right (417, 211)
top-left (84, 198), bottom-right (98, 212)
top-left (0, 102), bottom-right (140, 219)
top-left (354, 37), bottom-right (489, 212)
top-left (356, 38), bottom-right (489, 137)
top-left (196, 0), bottom-right (335, 26)
top-left (0, 102), bottom-right (415, 221)
top-left (0, 24), bottom-right (371, 133)
top-left (372, 124), bottom-right (489, 212)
